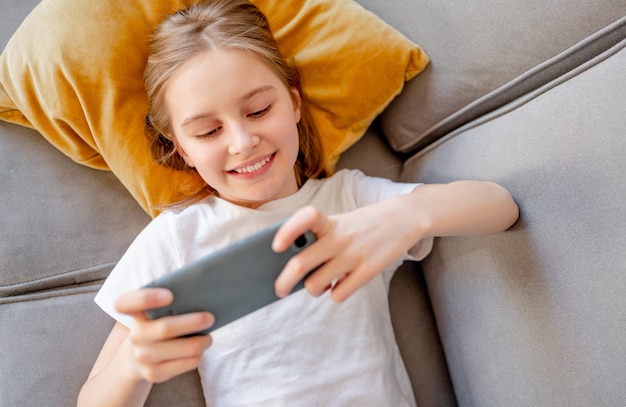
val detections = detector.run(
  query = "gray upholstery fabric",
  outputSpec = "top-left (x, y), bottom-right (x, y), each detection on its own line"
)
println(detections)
top-left (388, 263), bottom-right (457, 407)
top-left (0, 290), bottom-right (114, 405)
top-left (0, 0), bottom-right (34, 51)
top-left (0, 122), bottom-right (150, 296)
top-left (336, 123), bottom-right (404, 181)
top-left (356, 0), bottom-right (626, 154)
top-left (402, 40), bottom-right (626, 406)
top-left (0, 288), bottom-right (206, 407)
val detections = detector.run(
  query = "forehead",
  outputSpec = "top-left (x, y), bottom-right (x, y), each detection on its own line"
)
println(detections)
top-left (166, 48), bottom-right (284, 100)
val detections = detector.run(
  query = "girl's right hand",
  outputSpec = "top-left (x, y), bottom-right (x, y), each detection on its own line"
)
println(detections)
top-left (114, 288), bottom-right (215, 384)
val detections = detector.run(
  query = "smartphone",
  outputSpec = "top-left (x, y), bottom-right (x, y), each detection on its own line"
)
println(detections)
top-left (142, 220), bottom-right (316, 334)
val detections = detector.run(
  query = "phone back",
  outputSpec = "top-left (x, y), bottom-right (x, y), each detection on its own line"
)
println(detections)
top-left (143, 220), bottom-right (315, 333)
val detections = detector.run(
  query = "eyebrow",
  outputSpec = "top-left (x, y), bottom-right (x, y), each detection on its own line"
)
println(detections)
top-left (180, 85), bottom-right (275, 128)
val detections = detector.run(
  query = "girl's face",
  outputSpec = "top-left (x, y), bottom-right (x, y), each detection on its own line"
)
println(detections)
top-left (165, 49), bottom-right (302, 208)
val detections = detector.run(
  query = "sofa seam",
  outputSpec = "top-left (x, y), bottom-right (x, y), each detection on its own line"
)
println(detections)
top-left (403, 36), bottom-right (626, 166)
top-left (398, 14), bottom-right (626, 155)
top-left (0, 283), bottom-right (102, 305)
top-left (0, 261), bottom-right (116, 297)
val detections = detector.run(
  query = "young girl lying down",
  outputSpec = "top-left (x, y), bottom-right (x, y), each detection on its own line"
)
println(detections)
top-left (78, 1), bottom-right (519, 405)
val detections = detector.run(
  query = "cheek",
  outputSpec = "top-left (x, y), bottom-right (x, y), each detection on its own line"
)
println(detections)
top-left (268, 120), bottom-right (300, 162)
top-left (277, 113), bottom-right (301, 149)
top-left (185, 143), bottom-right (223, 170)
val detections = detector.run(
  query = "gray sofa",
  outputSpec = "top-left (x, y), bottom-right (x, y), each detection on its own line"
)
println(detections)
top-left (2, 0), bottom-right (626, 406)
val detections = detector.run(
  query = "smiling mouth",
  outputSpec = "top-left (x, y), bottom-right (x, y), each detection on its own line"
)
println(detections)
top-left (229, 153), bottom-right (274, 174)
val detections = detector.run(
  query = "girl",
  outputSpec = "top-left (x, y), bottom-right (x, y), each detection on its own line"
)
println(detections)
top-left (78, 1), bottom-right (519, 406)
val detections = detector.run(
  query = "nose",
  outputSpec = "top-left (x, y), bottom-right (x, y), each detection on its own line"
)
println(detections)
top-left (227, 123), bottom-right (260, 155)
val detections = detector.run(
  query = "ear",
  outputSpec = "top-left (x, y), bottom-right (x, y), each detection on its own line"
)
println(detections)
top-left (173, 138), bottom-right (195, 168)
top-left (290, 87), bottom-right (302, 124)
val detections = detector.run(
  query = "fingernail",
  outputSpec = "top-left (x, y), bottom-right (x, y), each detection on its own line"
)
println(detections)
top-left (272, 240), bottom-right (285, 253)
top-left (156, 289), bottom-right (172, 301)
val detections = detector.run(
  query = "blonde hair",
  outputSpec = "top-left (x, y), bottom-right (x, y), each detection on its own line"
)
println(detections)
top-left (144, 0), bottom-right (326, 200)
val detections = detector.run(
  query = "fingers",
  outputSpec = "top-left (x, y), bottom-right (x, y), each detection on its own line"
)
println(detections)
top-left (272, 206), bottom-right (332, 253)
top-left (138, 355), bottom-right (208, 384)
top-left (273, 205), bottom-right (402, 303)
top-left (132, 311), bottom-right (215, 342)
top-left (325, 271), bottom-right (368, 303)
top-left (302, 254), bottom-right (376, 303)
top-left (274, 241), bottom-right (330, 298)
top-left (273, 206), bottom-right (373, 301)
top-left (115, 288), bottom-right (215, 339)
top-left (273, 207), bottom-right (338, 298)
top-left (128, 329), bottom-right (214, 384)
top-left (273, 206), bottom-right (330, 297)
top-left (114, 288), bottom-right (173, 321)
top-left (116, 289), bottom-right (215, 383)
top-left (132, 334), bottom-right (213, 365)
top-left (277, 249), bottom-right (377, 303)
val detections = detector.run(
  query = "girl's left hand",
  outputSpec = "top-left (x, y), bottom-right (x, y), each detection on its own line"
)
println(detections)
top-left (272, 201), bottom-right (421, 303)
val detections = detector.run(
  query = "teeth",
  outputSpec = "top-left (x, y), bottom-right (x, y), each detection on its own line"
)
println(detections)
top-left (233, 156), bottom-right (271, 174)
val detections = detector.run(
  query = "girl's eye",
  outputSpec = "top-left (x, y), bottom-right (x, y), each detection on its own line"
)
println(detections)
top-left (248, 105), bottom-right (271, 118)
top-left (197, 126), bottom-right (221, 139)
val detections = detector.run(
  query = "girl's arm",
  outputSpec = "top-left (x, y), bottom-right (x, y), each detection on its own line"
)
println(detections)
top-left (273, 180), bottom-right (519, 303)
top-left (77, 289), bottom-right (214, 407)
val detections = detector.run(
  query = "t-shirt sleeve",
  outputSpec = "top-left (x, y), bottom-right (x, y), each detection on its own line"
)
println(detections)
top-left (349, 169), bottom-right (418, 208)
top-left (94, 212), bottom-right (182, 328)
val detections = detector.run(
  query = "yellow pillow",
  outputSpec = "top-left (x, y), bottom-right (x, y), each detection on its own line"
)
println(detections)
top-left (0, 0), bottom-right (428, 217)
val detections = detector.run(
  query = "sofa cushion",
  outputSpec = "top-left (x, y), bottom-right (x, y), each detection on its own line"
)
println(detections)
top-left (388, 262), bottom-right (457, 407)
top-left (0, 288), bottom-right (206, 407)
top-left (355, 0), bottom-right (626, 153)
top-left (0, 0), bottom-right (428, 217)
top-left (401, 38), bottom-right (626, 405)
top-left (0, 121), bottom-right (150, 297)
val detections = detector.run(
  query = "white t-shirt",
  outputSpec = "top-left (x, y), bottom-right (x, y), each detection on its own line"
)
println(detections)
top-left (95, 169), bottom-right (433, 406)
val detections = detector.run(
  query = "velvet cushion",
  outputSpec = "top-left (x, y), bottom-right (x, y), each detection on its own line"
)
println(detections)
top-left (0, 0), bottom-right (428, 216)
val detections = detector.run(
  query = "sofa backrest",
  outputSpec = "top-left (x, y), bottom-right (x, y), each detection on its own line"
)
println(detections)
top-left (355, 0), bottom-right (626, 154)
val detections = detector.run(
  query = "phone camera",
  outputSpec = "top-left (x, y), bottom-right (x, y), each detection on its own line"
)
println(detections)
top-left (294, 234), bottom-right (308, 248)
